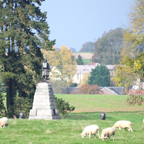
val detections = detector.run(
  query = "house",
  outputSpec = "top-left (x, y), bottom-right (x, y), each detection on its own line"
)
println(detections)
top-left (100, 87), bottom-right (124, 95)
top-left (72, 65), bottom-right (96, 84)
top-left (73, 65), bottom-right (116, 84)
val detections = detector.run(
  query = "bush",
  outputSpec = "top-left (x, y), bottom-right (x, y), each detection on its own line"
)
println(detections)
top-left (54, 95), bottom-right (75, 115)
top-left (126, 95), bottom-right (144, 105)
top-left (78, 84), bottom-right (100, 94)
top-left (6, 97), bottom-right (32, 118)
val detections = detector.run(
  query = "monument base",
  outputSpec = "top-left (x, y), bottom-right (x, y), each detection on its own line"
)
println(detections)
top-left (29, 82), bottom-right (60, 120)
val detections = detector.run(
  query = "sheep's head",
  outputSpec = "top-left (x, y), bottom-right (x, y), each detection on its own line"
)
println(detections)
top-left (80, 133), bottom-right (86, 138)
top-left (101, 134), bottom-right (107, 141)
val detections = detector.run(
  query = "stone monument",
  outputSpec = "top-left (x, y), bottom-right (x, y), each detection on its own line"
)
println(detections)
top-left (29, 59), bottom-right (60, 120)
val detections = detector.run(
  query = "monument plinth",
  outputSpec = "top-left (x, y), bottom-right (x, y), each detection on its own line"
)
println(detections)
top-left (29, 82), bottom-right (60, 120)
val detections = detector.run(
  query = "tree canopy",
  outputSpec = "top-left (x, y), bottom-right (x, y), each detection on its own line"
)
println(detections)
top-left (113, 0), bottom-right (144, 89)
top-left (93, 27), bottom-right (124, 65)
top-left (88, 65), bottom-right (110, 86)
top-left (41, 46), bottom-right (77, 86)
top-left (0, 0), bottom-right (55, 110)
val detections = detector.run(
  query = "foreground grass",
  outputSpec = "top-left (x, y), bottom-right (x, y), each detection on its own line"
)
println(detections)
top-left (55, 94), bottom-right (144, 112)
top-left (0, 112), bottom-right (144, 144)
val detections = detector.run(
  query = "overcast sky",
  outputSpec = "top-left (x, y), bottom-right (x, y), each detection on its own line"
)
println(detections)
top-left (40, 0), bottom-right (135, 52)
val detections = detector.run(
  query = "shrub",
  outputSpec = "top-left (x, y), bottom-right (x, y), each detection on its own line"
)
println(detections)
top-left (6, 97), bottom-right (32, 118)
top-left (126, 95), bottom-right (144, 105)
top-left (54, 95), bottom-right (75, 115)
top-left (78, 84), bottom-right (100, 94)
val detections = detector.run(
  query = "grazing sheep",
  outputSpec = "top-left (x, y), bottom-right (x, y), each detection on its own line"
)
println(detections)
top-left (113, 120), bottom-right (133, 132)
top-left (101, 127), bottom-right (115, 141)
top-left (143, 119), bottom-right (144, 123)
top-left (80, 125), bottom-right (100, 138)
top-left (1, 117), bottom-right (8, 127)
top-left (0, 119), bottom-right (5, 128)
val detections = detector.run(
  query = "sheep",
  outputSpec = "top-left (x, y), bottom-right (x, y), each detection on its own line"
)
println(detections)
top-left (113, 120), bottom-right (133, 132)
top-left (101, 127), bottom-right (115, 141)
top-left (143, 119), bottom-right (144, 123)
top-left (0, 119), bottom-right (6, 128)
top-left (1, 117), bottom-right (8, 127)
top-left (80, 125), bottom-right (100, 138)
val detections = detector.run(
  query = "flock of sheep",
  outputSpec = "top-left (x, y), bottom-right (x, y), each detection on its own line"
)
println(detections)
top-left (80, 120), bottom-right (133, 141)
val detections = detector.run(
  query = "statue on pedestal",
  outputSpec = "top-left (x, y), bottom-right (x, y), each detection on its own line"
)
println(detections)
top-left (41, 59), bottom-right (50, 81)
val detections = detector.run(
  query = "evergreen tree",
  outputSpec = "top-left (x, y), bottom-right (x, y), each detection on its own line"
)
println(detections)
top-left (0, 0), bottom-right (55, 110)
top-left (76, 55), bottom-right (84, 65)
top-left (88, 65), bottom-right (110, 86)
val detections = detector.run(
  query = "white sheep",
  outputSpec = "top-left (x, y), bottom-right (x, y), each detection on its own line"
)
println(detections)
top-left (0, 119), bottom-right (6, 128)
top-left (80, 125), bottom-right (100, 138)
top-left (1, 117), bottom-right (8, 127)
top-left (113, 120), bottom-right (133, 132)
top-left (143, 119), bottom-right (144, 123)
top-left (101, 127), bottom-right (115, 141)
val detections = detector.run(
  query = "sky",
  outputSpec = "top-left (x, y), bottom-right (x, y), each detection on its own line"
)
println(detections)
top-left (40, 0), bottom-right (135, 52)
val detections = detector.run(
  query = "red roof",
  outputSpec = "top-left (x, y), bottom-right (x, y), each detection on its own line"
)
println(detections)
top-left (87, 63), bottom-right (100, 66)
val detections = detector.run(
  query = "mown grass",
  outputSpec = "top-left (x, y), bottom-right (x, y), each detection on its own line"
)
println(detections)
top-left (55, 94), bottom-right (144, 112)
top-left (0, 112), bottom-right (144, 144)
top-left (82, 59), bottom-right (92, 65)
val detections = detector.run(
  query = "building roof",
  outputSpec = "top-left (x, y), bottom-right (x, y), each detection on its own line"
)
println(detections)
top-left (100, 87), bottom-right (124, 95)
top-left (76, 65), bottom-right (96, 74)
top-left (106, 65), bottom-right (116, 70)
top-left (87, 63), bottom-right (100, 66)
top-left (76, 65), bottom-right (116, 74)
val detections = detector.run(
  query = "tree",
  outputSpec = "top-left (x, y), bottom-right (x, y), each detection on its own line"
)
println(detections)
top-left (113, 0), bottom-right (144, 90)
top-left (41, 46), bottom-right (77, 86)
top-left (79, 42), bottom-right (94, 52)
top-left (78, 73), bottom-right (89, 87)
top-left (93, 28), bottom-right (124, 64)
top-left (0, 1), bottom-right (55, 110)
top-left (76, 55), bottom-right (84, 65)
top-left (88, 65), bottom-right (110, 86)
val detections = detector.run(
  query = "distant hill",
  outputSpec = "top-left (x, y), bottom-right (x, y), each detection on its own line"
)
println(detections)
top-left (70, 47), bottom-right (77, 52)
top-left (79, 42), bottom-right (94, 52)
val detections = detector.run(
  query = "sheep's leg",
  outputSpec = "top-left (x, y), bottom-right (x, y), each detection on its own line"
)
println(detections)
top-left (98, 131), bottom-right (100, 138)
top-left (119, 127), bottom-right (121, 130)
top-left (94, 134), bottom-right (96, 138)
top-left (89, 133), bottom-right (91, 138)
top-left (129, 128), bottom-right (133, 132)
top-left (113, 135), bottom-right (114, 141)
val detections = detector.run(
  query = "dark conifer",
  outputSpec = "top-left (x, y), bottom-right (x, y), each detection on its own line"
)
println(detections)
top-left (0, 0), bottom-right (55, 109)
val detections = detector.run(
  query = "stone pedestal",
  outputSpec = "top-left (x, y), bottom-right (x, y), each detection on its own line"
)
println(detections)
top-left (29, 82), bottom-right (60, 120)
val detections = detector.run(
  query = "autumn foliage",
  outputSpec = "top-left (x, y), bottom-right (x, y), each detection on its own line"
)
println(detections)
top-left (70, 84), bottom-right (100, 94)
top-left (126, 95), bottom-right (144, 106)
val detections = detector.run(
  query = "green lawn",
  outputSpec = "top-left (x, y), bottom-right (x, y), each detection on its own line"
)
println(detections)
top-left (1, 94), bottom-right (144, 143)
top-left (0, 111), bottom-right (144, 144)
top-left (82, 59), bottom-right (92, 65)
top-left (55, 94), bottom-right (144, 112)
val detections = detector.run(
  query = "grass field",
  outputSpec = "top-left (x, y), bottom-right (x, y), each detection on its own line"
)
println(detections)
top-left (0, 111), bottom-right (144, 144)
top-left (1, 94), bottom-right (144, 143)
top-left (55, 94), bottom-right (144, 112)
top-left (82, 59), bottom-right (92, 65)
